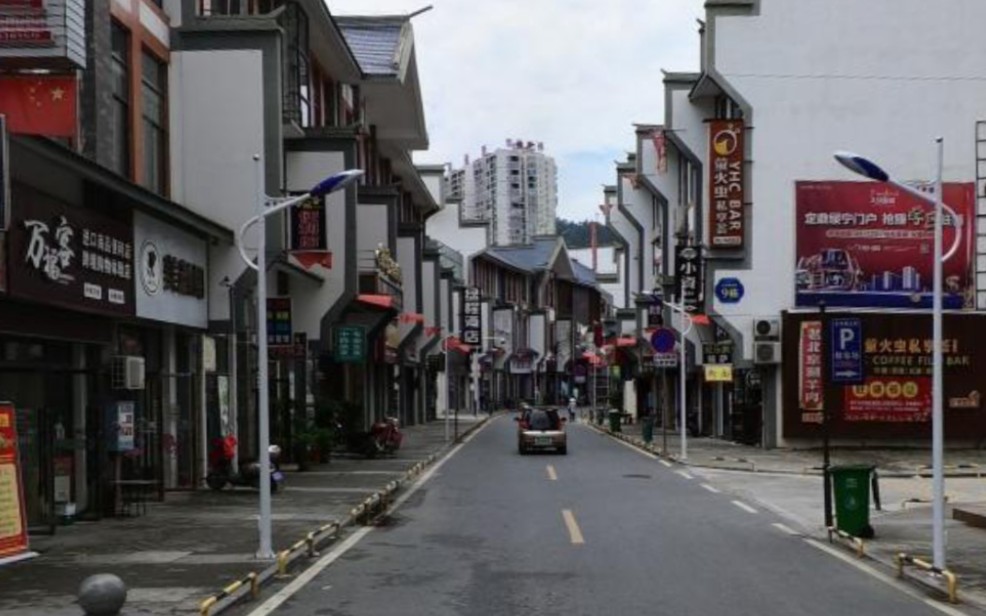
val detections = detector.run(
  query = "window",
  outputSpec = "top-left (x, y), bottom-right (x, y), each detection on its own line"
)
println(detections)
top-left (282, 3), bottom-right (310, 126)
top-left (109, 22), bottom-right (131, 178)
top-left (141, 50), bottom-right (168, 194)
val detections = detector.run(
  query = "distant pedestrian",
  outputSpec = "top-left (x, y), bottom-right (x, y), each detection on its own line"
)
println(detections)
top-left (567, 397), bottom-right (577, 423)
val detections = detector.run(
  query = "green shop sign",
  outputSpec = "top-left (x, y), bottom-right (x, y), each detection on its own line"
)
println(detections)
top-left (334, 325), bottom-right (366, 363)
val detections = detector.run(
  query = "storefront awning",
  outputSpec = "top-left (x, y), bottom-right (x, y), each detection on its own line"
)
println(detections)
top-left (358, 294), bottom-right (396, 310)
top-left (398, 312), bottom-right (426, 324)
top-left (615, 336), bottom-right (637, 348)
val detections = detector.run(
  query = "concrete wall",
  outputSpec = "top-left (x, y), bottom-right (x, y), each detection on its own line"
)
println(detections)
top-left (426, 200), bottom-right (488, 285)
top-left (285, 150), bottom-right (349, 342)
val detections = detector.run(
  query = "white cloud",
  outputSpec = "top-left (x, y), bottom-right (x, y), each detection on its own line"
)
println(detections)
top-left (327, 0), bottom-right (705, 219)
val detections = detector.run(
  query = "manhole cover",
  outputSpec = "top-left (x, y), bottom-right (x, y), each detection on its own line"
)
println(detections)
top-left (622, 474), bottom-right (652, 479)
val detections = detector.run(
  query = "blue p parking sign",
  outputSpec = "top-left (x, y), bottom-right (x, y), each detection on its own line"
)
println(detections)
top-left (830, 317), bottom-right (863, 383)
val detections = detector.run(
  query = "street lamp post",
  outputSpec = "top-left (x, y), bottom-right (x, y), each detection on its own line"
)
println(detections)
top-left (834, 141), bottom-right (962, 571)
top-left (237, 156), bottom-right (362, 559)
top-left (659, 298), bottom-right (693, 460)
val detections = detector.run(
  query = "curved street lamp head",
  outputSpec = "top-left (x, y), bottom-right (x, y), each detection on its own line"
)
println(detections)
top-left (310, 169), bottom-right (364, 198)
top-left (833, 151), bottom-right (890, 183)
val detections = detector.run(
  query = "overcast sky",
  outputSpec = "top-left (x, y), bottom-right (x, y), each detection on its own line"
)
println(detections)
top-left (327, 0), bottom-right (705, 221)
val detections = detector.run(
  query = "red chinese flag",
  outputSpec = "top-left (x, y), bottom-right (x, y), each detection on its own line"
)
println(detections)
top-left (0, 75), bottom-right (78, 137)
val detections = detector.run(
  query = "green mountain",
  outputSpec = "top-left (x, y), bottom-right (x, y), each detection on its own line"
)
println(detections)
top-left (556, 218), bottom-right (616, 249)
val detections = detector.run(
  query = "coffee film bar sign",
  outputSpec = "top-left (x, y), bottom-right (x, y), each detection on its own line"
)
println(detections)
top-left (461, 287), bottom-right (481, 346)
top-left (708, 119), bottom-right (745, 248)
top-left (7, 184), bottom-right (134, 316)
top-left (0, 402), bottom-right (30, 561)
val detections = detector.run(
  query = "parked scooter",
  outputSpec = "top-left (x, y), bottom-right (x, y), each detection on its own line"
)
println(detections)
top-left (206, 435), bottom-right (284, 493)
top-left (334, 416), bottom-right (403, 458)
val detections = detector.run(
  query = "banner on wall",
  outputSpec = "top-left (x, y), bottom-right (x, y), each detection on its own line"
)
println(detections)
top-left (795, 181), bottom-right (974, 309)
top-left (0, 402), bottom-right (32, 563)
top-left (798, 321), bottom-right (824, 423)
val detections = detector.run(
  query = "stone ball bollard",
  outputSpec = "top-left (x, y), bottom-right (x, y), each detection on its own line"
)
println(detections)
top-left (78, 573), bottom-right (127, 616)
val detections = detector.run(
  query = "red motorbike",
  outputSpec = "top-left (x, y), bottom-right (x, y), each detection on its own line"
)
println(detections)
top-left (366, 416), bottom-right (403, 458)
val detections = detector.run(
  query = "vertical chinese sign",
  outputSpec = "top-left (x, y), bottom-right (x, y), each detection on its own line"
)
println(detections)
top-left (674, 244), bottom-right (703, 313)
top-left (708, 119), bottom-right (745, 248)
top-left (289, 197), bottom-right (331, 270)
top-left (798, 321), bottom-right (823, 424)
top-left (0, 402), bottom-right (30, 561)
top-left (266, 297), bottom-right (292, 348)
top-left (461, 287), bottom-right (481, 347)
top-left (334, 325), bottom-right (366, 363)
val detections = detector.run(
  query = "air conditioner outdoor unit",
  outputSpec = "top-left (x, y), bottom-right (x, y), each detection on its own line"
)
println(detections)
top-left (112, 356), bottom-right (146, 390)
top-left (753, 341), bottom-right (782, 365)
top-left (754, 318), bottom-right (781, 340)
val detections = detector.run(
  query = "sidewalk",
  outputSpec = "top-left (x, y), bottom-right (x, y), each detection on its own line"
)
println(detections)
top-left (0, 416), bottom-right (487, 616)
top-left (592, 417), bottom-right (986, 609)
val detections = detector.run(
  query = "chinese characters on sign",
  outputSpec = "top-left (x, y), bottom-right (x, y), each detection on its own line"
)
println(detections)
top-left (461, 287), bottom-right (482, 346)
top-left (112, 401), bottom-right (135, 452)
top-left (702, 341), bottom-right (733, 365)
top-left (266, 297), bottom-right (292, 347)
top-left (798, 321), bottom-right (824, 423)
top-left (290, 197), bottom-right (326, 250)
top-left (334, 325), bottom-right (366, 363)
top-left (674, 244), bottom-right (703, 313)
top-left (8, 186), bottom-right (135, 316)
top-left (708, 119), bottom-right (745, 248)
top-left (269, 333), bottom-right (307, 360)
top-left (830, 317), bottom-right (863, 383)
top-left (795, 181), bottom-right (974, 309)
top-left (0, 402), bottom-right (30, 559)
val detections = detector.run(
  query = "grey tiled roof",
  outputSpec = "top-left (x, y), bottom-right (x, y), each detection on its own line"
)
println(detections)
top-left (334, 16), bottom-right (405, 77)
top-left (571, 259), bottom-right (597, 286)
top-left (481, 237), bottom-right (558, 273)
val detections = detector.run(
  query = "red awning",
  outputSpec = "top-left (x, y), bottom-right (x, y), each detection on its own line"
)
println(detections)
top-left (615, 336), bottom-right (637, 348)
top-left (357, 294), bottom-right (394, 310)
top-left (691, 313), bottom-right (711, 326)
top-left (443, 336), bottom-right (472, 354)
top-left (398, 312), bottom-right (426, 324)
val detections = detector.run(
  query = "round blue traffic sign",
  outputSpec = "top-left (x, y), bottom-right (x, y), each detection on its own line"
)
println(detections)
top-left (651, 327), bottom-right (675, 353)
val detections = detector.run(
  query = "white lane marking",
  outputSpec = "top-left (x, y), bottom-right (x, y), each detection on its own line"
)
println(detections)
top-left (731, 500), bottom-right (758, 514)
top-left (612, 437), bottom-right (658, 459)
top-left (562, 509), bottom-right (585, 545)
top-left (546, 465), bottom-right (558, 481)
top-left (772, 523), bottom-right (798, 536)
top-left (700, 483), bottom-right (720, 493)
top-left (246, 438), bottom-right (470, 616)
top-left (804, 539), bottom-right (966, 616)
top-left (659, 460), bottom-right (673, 468)
top-left (676, 470), bottom-right (694, 480)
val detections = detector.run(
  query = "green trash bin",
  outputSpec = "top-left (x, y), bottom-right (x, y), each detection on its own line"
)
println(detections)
top-left (831, 465), bottom-right (875, 538)
top-left (608, 410), bottom-right (622, 433)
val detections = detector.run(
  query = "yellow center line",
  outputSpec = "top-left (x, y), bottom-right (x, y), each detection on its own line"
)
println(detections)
top-left (546, 465), bottom-right (558, 481)
top-left (562, 509), bottom-right (585, 545)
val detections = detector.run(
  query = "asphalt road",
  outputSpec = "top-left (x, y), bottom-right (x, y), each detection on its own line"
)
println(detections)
top-left (246, 416), bottom-right (957, 616)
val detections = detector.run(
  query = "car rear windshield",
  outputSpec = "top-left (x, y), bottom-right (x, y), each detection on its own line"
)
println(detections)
top-left (528, 410), bottom-right (559, 430)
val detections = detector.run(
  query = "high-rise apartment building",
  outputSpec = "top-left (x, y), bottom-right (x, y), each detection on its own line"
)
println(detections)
top-left (449, 141), bottom-right (558, 245)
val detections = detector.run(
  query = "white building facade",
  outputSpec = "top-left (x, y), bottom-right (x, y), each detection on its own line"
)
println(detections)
top-left (627, 0), bottom-right (986, 448)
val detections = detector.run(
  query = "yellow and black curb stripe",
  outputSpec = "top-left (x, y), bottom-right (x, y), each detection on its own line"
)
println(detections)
top-left (197, 418), bottom-right (487, 616)
top-left (826, 526), bottom-right (866, 558)
top-left (895, 552), bottom-right (959, 604)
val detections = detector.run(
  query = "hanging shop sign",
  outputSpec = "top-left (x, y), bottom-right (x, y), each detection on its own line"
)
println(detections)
top-left (674, 243), bottom-right (703, 313)
top-left (702, 341), bottom-right (734, 365)
top-left (708, 119), bottom-right (745, 248)
top-left (266, 297), bottom-right (292, 348)
top-left (704, 364), bottom-right (733, 382)
top-left (289, 196), bottom-right (331, 269)
top-left (134, 212), bottom-right (207, 328)
top-left (334, 325), bottom-right (366, 363)
top-left (0, 402), bottom-right (30, 560)
top-left (7, 184), bottom-right (134, 316)
top-left (798, 320), bottom-right (824, 422)
top-left (795, 181), bottom-right (974, 309)
top-left (0, 0), bottom-right (85, 68)
top-left (461, 286), bottom-right (482, 346)
top-left (269, 332), bottom-right (307, 360)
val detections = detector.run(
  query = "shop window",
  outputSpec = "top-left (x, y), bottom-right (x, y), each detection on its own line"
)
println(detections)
top-left (141, 50), bottom-right (168, 195)
top-left (109, 22), bottom-right (131, 179)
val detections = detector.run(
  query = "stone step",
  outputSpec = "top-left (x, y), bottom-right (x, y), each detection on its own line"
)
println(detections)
top-left (953, 504), bottom-right (986, 529)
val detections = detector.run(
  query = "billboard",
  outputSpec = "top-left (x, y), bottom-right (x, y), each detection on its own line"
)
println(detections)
top-left (783, 311), bottom-right (986, 439)
top-left (708, 119), bottom-right (745, 248)
top-left (795, 181), bottom-right (974, 309)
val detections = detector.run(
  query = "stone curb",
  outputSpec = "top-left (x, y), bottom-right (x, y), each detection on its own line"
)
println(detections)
top-left (200, 416), bottom-right (491, 616)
